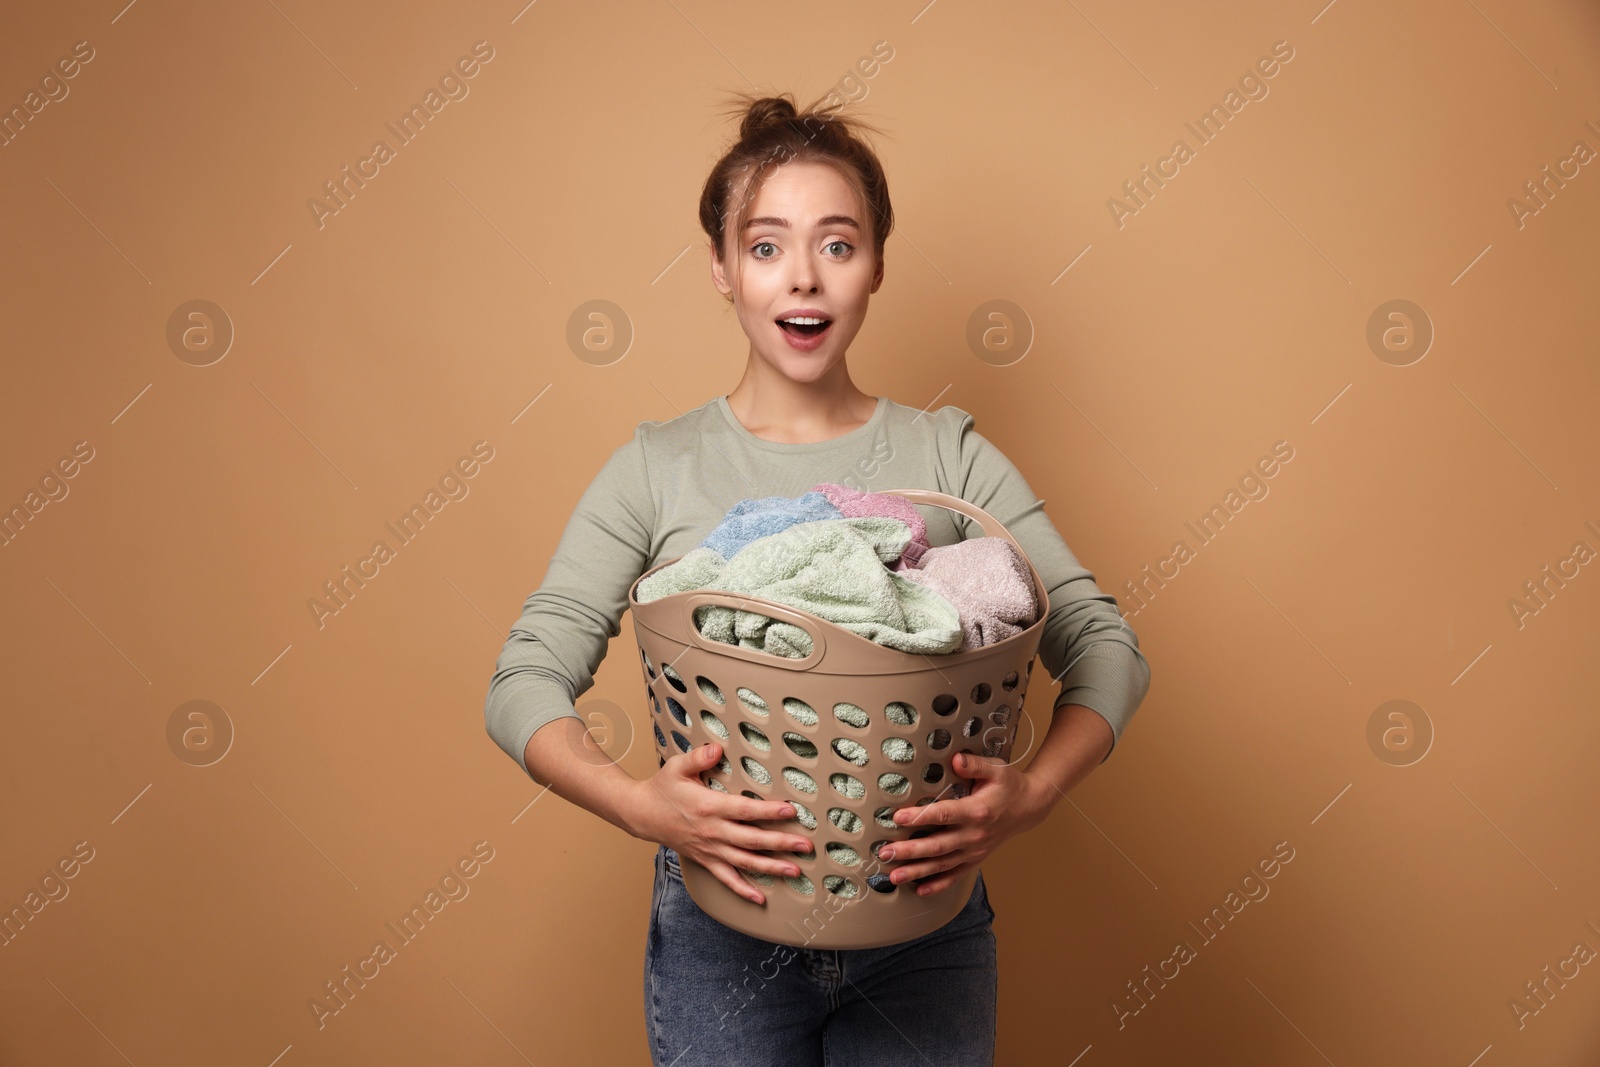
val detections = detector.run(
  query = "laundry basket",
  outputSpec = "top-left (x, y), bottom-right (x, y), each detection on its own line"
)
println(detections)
top-left (629, 489), bottom-right (1048, 950)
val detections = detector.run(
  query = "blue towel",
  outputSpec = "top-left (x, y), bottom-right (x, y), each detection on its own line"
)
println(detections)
top-left (698, 491), bottom-right (843, 559)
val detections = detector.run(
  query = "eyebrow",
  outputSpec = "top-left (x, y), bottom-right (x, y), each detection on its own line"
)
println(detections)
top-left (742, 215), bottom-right (861, 232)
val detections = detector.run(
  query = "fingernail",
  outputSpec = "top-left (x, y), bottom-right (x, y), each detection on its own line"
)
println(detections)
top-left (780, 805), bottom-right (796, 817)
top-left (880, 846), bottom-right (894, 860)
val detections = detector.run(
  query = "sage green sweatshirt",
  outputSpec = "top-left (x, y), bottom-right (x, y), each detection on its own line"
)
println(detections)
top-left (484, 394), bottom-right (1150, 777)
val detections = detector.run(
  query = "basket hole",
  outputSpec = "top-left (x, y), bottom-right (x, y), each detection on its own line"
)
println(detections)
top-left (640, 648), bottom-right (656, 678)
top-left (649, 690), bottom-right (661, 717)
top-left (884, 701), bottom-right (918, 726)
top-left (952, 780), bottom-right (971, 799)
top-left (922, 763), bottom-right (944, 784)
top-left (744, 869), bottom-right (774, 886)
top-left (784, 698), bottom-right (818, 727)
top-left (783, 733), bottom-right (818, 760)
top-left (697, 676), bottom-right (725, 705)
top-left (652, 721), bottom-right (666, 749)
top-left (984, 734), bottom-right (1004, 757)
top-left (909, 827), bottom-right (935, 840)
top-left (827, 808), bottom-right (862, 834)
top-left (916, 796), bottom-right (936, 806)
top-left (878, 773), bottom-right (910, 796)
top-left (790, 801), bottom-right (817, 829)
top-left (662, 665), bottom-right (687, 693)
top-left (830, 773), bottom-right (865, 799)
top-left (824, 875), bottom-right (859, 898)
top-left (831, 738), bottom-right (869, 767)
top-left (881, 738), bottom-right (914, 764)
top-left (667, 698), bottom-right (688, 727)
top-left (740, 789), bottom-right (763, 800)
top-left (737, 687), bottom-right (769, 717)
top-left (962, 716), bottom-right (982, 738)
top-left (783, 768), bottom-right (818, 794)
top-left (869, 840), bottom-right (891, 861)
top-left (826, 842), bottom-right (861, 867)
top-left (927, 728), bottom-right (951, 750)
top-left (1001, 670), bottom-right (1019, 691)
top-left (657, 754), bottom-right (666, 768)
top-left (706, 777), bottom-right (729, 792)
top-left (873, 806), bottom-right (898, 829)
top-left (741, 757), bottom-right (772, 786)
top-left (990, 706), bottom-right (1009, 726)
top-left (783, 872), bottom-right (816, 896)
top-left (932, 694), bottom-right (959, 717)
top-left (700, 711), bottom-right (728, 739)
top-left (670, 730), bottom-right (691, 753)
top-left (714, 754), bottom-right (732, 776)
top-left (867, 873), bottom-right (897, 894)
top-left (971, 682), bottom-right (991, 705)
top-left (740, 722), bottom-right (771, 751)
top-left (833, 703), bottom-right (869, 729)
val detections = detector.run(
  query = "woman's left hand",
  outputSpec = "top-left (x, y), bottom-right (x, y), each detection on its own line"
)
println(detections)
top-left (877, 751), bottom-right (1057, 896)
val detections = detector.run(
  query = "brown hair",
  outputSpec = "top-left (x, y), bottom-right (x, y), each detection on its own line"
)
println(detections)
top-left (699, 91), bottom-right (893, 296)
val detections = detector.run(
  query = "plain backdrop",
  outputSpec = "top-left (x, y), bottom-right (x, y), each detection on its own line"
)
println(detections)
top-left (2, 0), bottom-right (1598, 1063)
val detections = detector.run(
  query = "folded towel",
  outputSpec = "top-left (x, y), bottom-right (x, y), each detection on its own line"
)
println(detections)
top-left (638, 516), bottom-right (963, 657)
top-left (897, 537), bottom-right (1039, 650)
top-left (811, 483), bottom-right (931, 569)
top-left (698, 491), bottom-right (843, 560)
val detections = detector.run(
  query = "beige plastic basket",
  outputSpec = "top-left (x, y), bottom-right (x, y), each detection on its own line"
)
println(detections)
top-left (629, 489), bottom-right (1047, 949)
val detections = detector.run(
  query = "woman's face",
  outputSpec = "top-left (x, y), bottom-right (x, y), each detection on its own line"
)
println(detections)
top-left (711, 160), bottom-right (883, 382)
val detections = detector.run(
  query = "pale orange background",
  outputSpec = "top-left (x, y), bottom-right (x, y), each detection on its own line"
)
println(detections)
top-left (2, 0), bottom-right (1598, 1063)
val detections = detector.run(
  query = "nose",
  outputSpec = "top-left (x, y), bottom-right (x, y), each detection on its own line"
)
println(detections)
top-left (790, 253), bottom-right (819, 294)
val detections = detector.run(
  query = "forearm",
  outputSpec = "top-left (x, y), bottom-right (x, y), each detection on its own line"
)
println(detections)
top-left (1021, 703), bottom-right (1114, 811)
top-left (522, 717), bottom-right (646, 839)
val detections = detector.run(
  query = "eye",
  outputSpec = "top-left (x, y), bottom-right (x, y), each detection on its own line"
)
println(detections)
top-left (825, 240), bottom-right (854, 257)
top-left (750, 241), bottom-right (778, 260)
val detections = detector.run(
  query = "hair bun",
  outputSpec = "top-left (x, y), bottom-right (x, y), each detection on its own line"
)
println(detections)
top-left (739, 95), bottom-right (799, 141)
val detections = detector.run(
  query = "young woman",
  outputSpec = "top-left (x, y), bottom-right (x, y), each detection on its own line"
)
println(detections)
top-left (484, 92), bottom-right (1151, 1066)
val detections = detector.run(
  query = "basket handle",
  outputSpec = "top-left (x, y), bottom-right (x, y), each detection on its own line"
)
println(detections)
top-left (878, 489), bottom-right (1018, 547)
top-left (677, 591), bottom-right (829, 672)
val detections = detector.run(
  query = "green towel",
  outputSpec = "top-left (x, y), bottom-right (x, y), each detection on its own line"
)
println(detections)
top-left (636, 517), bottom-right (963, 657)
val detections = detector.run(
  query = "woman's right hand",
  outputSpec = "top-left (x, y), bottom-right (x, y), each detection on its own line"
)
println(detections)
top-left (630, 741), bottom-right (813, 904)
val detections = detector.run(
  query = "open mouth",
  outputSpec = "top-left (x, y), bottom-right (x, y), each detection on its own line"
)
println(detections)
top-left (776, 317), bottom-right (833, 338)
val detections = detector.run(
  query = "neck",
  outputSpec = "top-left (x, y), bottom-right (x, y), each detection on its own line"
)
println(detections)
top-left (725, 355), bottom-right (876, 443)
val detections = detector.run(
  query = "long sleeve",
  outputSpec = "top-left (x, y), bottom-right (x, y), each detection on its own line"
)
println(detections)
top-left (484, 427), bottom-right (656, 776)
top-left (943, 411), bottom-right (1151, 762)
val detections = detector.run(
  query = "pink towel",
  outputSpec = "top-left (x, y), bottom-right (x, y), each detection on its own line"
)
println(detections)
top-left (897, 537), bottom-right (1039, 650)
top-left (811, 483), bottom-right (931, 568)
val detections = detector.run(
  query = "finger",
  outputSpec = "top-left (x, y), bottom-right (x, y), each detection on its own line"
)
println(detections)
top-left (893, 800), bottom-right (964, 829)
top-left (713, 792), bottom-right (797, 825)
top-left (889, 850), bottom-right (966, 888)
top-left (704, 855), bottom-right (768, 904)
top-left (682, 823), bottom-right (806, 877)
top-left (909, 863), bottom-right (971, 896)
top-left (953, 751), bottom-right (1002, 777)
top-left (719, 821), bottom-right (813, 857)
top-left (719, 847), bottom-right (805, 879)
top-left (876, 830), bottom-right (959, 864)
top-left (702, 848), bottom-right (807, 895)
top-left (678, 741), bottom-right (724, 775)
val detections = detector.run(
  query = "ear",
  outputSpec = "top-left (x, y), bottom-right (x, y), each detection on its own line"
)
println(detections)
top-left (709, 242), bottom-right (732, 297)
top-left (870, 252), bottom-right (884, 294)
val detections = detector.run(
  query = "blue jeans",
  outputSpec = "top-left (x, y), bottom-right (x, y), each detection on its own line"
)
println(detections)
top-left (644, 844), bottom-right (998, 1066)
